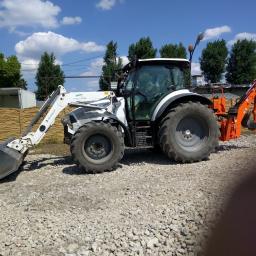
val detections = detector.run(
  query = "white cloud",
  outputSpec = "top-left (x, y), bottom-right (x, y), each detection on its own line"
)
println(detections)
top-left (191, 62), bottom-right (201, 76)
top-left (21, 58), bottom-right (40, 71)
top-left (16, 32), bottom-right (105, 82)
top-left (120, 56), bottom-right (129, 66)
top-left (81, 42), bottom-right (106, 53)
top-left (21, 57), bottom-right (62, 71)
top-left (61, 16), bottom-right (82, 25)
top-left (0, 0), bottom-right (82, 33)
top-left (15, 31), bottom-right (105, 60)
top-left (80, 58), bottom-right (104, 91)
top-left (81, 58), bottom-right (104, 76)
top-left (20, 57), bottom-right (63, 80)
top-left (80, 56), bottom-right (128, 91)
top-left (96, 0), bottom-right (122, 10)
top-left (0, 0), bottom-right (61, 30)
top-left (84, 79), bottom-right (101, 91)
top-left (228, 32), bottom-right (256, 46)
top-left (203, 25), bottom-right (231, 41)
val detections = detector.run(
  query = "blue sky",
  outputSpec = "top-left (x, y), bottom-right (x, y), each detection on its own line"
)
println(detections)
top-left (1, 0), bottom-right (256, 92)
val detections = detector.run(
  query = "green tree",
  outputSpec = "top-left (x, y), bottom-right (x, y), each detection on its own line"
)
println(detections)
top-left (0, 53), bottom-right (6, 87)
top-left (200, 40), bottom-right (228, 83)
top-left (0, 53), bottom-right (27, 89)
top-left (226, 39), bottom-right (256, 84)
top-left (128, 37), bottom-right (157, 61)
top-left (160, 43), bottom-right (187, 58)
top-left (16, 78), bottom-right (27, 89)
top-left (36, 52), bottom-right (65, 100)
top-left (99, 41), bottom-right (123, 91)
top-left (159, 43), bottom-right (191, 85)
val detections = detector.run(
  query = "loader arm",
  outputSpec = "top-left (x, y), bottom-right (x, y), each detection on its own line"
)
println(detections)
top-left (0, 85), bottom-right (115, 179)
top-left (7, 86), bottom-right (115, 153)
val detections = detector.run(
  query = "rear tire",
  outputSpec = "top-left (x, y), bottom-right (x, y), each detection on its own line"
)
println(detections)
top-left (159, 102), bottom-right (219, 163)
top-left (71, 122), bottom-right (124, 173)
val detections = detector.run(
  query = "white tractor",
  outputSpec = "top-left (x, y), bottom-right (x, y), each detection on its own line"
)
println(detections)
top-left (0, 58), bottom-right (219, 179)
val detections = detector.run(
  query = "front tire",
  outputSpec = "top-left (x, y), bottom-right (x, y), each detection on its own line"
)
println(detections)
top-left (71, 122), bottom-right (124, 173)
top-left (159, 102), bottom-right (219, 163)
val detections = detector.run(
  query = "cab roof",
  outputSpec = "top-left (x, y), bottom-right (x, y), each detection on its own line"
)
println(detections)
top-left (123, 58), bottom-right (190, 71)
top-left (138, 58), bottom-right (189, 63)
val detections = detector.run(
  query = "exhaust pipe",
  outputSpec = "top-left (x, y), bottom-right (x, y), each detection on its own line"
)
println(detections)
top-left (0, 139), bottom-right (25, 180)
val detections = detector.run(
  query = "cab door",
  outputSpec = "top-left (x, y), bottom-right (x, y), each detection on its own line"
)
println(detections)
top-left (134, 65), bottom-right (181, 120)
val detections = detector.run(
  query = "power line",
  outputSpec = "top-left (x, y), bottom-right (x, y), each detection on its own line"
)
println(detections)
top-left (65, 75), bottom-right (101, 78)
top-left (21, 54), bottom-right (103, 67)
top-left (62, 55), bottom-right (103, 66)
top-left (22, 64), bottom-right (92, 72)
top-left (29, 75), bottom-right (107, 79)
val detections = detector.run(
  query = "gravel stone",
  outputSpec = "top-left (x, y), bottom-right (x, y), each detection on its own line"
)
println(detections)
top-left (146, 237), bottom-right (159, 249)
top-left (0, 135), bottom-right (255, 255)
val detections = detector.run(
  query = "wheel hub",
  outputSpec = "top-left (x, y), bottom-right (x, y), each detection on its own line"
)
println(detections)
top-left (89, 143), bottom-right (104, 154)
top-left (176, 115), bottom-right (208, 151)
top-left (84, 135), bottom-right (112, 160)
top-left (183, 129), bottom-right (192, 140)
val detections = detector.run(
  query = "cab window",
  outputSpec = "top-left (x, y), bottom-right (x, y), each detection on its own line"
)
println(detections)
top-left (134, 65), bottom-right (186, 120)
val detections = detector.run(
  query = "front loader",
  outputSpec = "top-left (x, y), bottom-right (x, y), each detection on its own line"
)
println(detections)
top-left (0, 58), bottom-right (255, 180)
top-left (0, 86), bottom-right (115, 179)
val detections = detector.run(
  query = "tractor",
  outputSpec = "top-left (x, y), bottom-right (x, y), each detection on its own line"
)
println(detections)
top-left (0, 58), bottom-right (255, 179)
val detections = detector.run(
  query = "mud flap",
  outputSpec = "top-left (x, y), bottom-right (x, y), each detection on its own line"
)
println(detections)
top-left (0, 139), bottom-right (24, 180)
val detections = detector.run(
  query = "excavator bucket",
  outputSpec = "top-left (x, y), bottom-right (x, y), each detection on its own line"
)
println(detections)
top-left (0, 139), bottom-right (24, 180)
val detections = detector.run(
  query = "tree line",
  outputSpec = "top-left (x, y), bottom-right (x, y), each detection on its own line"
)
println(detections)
top-left (99, 38), bottom-right (187, 90)
top-left (1, 37), bottom-right (256, 99)
top-left (0, 52), bottom-right (65, 100)
top-left (100, 37), bottom-right (256, 90)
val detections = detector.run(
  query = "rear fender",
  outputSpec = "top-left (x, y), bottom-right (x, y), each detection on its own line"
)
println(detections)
top-left (151, 91), bottom-right (212, 122)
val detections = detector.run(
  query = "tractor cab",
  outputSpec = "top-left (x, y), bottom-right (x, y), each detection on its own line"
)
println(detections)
top-left (117, 58), bottom-right (190, 121)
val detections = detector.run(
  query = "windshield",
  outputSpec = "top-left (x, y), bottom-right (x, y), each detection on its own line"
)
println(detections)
top-left (123, 64), bottom-right (189, 120)
top-left (137, 65), bottom-right (186, 94)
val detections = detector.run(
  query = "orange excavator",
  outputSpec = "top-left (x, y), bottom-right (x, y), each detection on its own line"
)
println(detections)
top-left (211, 80), bottom-right (256, 141)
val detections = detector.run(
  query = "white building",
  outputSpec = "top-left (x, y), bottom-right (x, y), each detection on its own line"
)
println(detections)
top-left (192, 75), bottom-right (207, 87)
top-left (0, 88), bottom-right (36, 109)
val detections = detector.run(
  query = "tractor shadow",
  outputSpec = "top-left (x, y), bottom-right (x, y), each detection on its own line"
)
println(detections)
top-left (57, 144), bottom-right (252, 176)
top-left (216, 144), bottom-right (250, 152)
top-left (23, 156), bottom-right (74, 172)
top-left (0, 144), bottom-right (249, 183)
top-left (121, 148), bottom-right (175, 166)
top-left (62, 148), bottom-right (176, 176)
top-left (0, 156), bottom-right (74, 183)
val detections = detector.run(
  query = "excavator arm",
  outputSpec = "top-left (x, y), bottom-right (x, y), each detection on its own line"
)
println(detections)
top-left (212, 80), bottom-right (256, 141)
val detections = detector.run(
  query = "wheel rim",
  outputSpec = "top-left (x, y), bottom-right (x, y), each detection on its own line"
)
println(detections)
top-left (175, 115), bottom-right (209, 152)
top-left (83, 134), bottom-right (113, 163)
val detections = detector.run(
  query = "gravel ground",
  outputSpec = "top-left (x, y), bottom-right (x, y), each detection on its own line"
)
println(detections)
top-left (0, 135), bottom-right (256, 256)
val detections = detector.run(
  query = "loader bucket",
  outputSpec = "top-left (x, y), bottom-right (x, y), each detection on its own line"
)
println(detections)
top-left (0, 140), bottom-right (24, 180)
